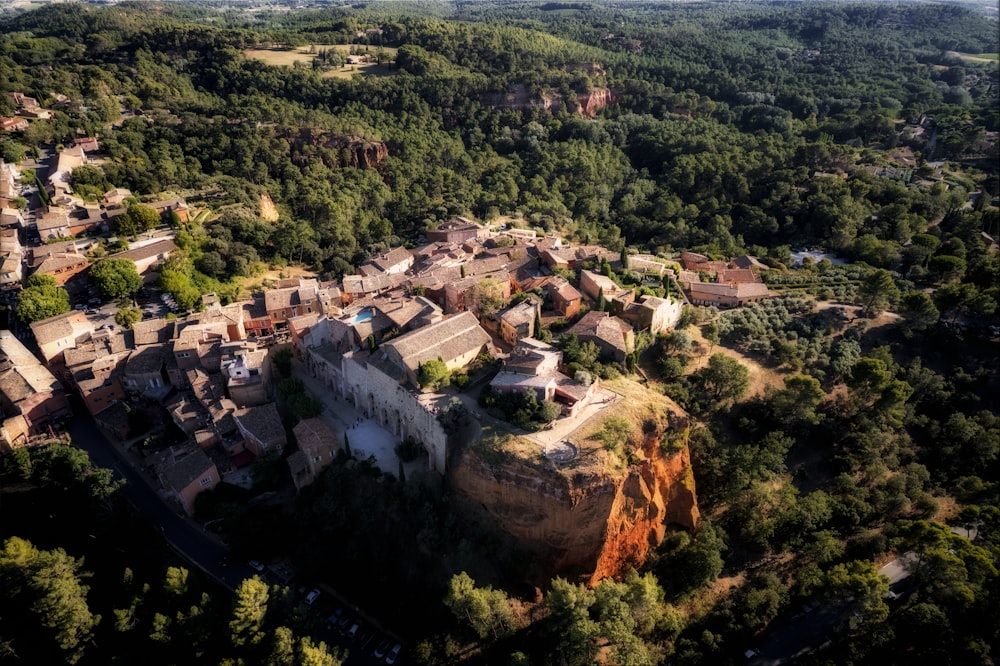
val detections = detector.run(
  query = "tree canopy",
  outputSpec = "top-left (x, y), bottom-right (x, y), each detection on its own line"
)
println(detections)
top-left (90, 258), bottom-right (143, 299)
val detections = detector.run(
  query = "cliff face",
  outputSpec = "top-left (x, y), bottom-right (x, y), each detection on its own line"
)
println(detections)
top-left (451, 425), bottom-right (698, 587)
top-left (486, 85), bottom-right (615, 117)
top-left (287, 128), bottom-right (389, 169)
top-left (576, 88), bottom-right (614, 117)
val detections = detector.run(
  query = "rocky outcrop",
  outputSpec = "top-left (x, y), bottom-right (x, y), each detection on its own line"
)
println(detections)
top-left (486, 85), bottom-right (615, 117)
top-left (259, 193), bottom-right (279, 222)
top-left (286, 128), bottom-right (388, 169)
top-left (576, 88), bottom-right (614, 117)
top-left (450, 418), bottom-right (698, 587)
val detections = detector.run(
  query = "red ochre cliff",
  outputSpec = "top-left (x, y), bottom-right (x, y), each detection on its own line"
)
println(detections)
top-left (450, 384), bottom-right (699, 587)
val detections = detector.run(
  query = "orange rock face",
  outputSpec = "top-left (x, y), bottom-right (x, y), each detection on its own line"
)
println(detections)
top-left (287, 128), bottom-right (389, 169)
top-left (451, 429), bottom-right (699, 587)
top-left (576, 88), bottom-right (615, 117)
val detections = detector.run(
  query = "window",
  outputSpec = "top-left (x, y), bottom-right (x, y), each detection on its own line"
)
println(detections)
top-left (199, 476), bottom-right (212, 486)
top-left (312, 455), bottom-right (322, 463)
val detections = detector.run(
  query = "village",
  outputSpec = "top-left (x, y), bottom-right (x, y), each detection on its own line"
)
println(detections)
top-left (0, 102), bottom-right (773, 518)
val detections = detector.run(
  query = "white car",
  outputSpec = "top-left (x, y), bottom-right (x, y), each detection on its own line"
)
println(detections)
top-left (248, 560), bottom-right (265, 572)
top-left (304, 588), bottom-right (321, 605)
top-left (385, 643), bottom-right (401, 664)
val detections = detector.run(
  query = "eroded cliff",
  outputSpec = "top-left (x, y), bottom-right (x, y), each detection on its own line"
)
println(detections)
top-left (451, 385), bottom-right (698, 586)
top-left (286, 128), bottom-right (389, 169)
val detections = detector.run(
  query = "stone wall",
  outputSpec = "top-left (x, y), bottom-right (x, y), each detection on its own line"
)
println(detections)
top-left (341, 354), bottom-right (449, 473)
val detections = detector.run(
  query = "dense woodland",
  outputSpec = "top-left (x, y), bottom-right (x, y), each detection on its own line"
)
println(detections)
top-left (0, 1), bottom-right (998, 665)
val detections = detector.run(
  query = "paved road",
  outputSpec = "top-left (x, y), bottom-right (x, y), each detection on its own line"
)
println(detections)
top-left (749, 556), bottom-right (914, 664)
top-left (68, 405), bottom-right (398, 664)
top-left (67, 404), bottom-right (252, 590)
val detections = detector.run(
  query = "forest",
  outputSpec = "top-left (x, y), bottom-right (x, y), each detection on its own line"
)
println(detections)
top-left (0, 0), bottom-right (997, 664)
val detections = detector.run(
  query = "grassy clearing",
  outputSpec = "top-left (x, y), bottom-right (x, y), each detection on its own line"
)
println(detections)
top-left (946, 50), bottom-right (998, 63)
top-left (245, 44), bottom-right (399, 79)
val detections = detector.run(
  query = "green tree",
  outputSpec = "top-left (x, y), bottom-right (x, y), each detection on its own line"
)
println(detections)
top-left (822, 560), bottom-right (890, 629)
top-left (297, 636), bottom-right (342, 666)
top-left (693, 353), bottom-right (749, 403)
top-left (115, 306), bottom-right (142, 329)
top-left (900, 291), bottom-right (939, 331)
top-left (467, 277), bottom-right (508, 318)
top-left (267, 626), bottom-right (296, 666)
top-left (545, 578), bottom-right (599, 666)
top-left (769, 375), bottom-right (825, 427)
top-left (928, 255), bottom-right (967, 283)
top-left (0, 537), bottom-right (100, 664)
top-left (858, 269), bottom-right (900, 316)
top-left (418, 358), bottom-right (451, 390)
top-left (444, 572), bottom-right (517, 641)
top-left (596, 286), bottom-right (607, 312)
top-left (16, 273), bottom-right (70, 323)
top-left (164, 566), bottom-right (189, 598)
top-left (230, 576), bottom-right (269, 647)
top-left (90, 258), bottom-right (143, 300)
top-left (125, 203), bottom-right (161, 233)
top-left (0, 140), bottom-right (25, 164)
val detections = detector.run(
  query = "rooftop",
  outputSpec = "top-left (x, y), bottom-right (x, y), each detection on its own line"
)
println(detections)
top-left (382, 311), bottom-right (490, 372)
top-left (235, 403), bottom-right (285, 445)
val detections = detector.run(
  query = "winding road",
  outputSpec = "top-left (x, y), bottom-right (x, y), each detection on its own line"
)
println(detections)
top-left (67, 404), bottom-right (252, 590)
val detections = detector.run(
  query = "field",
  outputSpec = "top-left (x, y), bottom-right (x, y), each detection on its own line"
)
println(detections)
top-left (244, 44), bottom-right (398, 79)
top-left (947, 50), bottom-right (999, 63)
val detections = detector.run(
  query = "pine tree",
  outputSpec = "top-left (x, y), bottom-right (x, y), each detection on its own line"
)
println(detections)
top-left (533, 307), bottom-right (543, 339)
top-left (596, 287), bottom-right (606, 312)
top-left (343, 432), bottom-right (352, 458)
top-left (397, 459), bottom-right (406, 484)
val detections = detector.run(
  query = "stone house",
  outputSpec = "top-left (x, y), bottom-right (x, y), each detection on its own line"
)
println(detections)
top-left (122, 344), bottom-right (168, 397)
top-left (265, 278), bottom-right (337, 331)
top-left (378, 311), bottom-right (492, 388)
top-left (0, 332), bottom-right (71, 432)
top-left (341, 273), bottom-right (398, 304)
top-left (545, 277), bottom-right (582, 318)
top-left (30, 311), bottom-right (95, 366)
top-left (105, 239), bottom-right (176, 280)
top-left (364, 246), bottom-right (414, 275)
top-left (426, 217), bottom-right (485, 243)
top-left (0, 227), bottom-right (22, 290)
top-left (71, 353), bottom-right (126, 416)
top-left (222, 347), bottom-right (271, 408)
top-left (621, 295), bottom-right (683, 335)
top-left (234, 402), bottom-right (286, 457)
top-left (443, 271), bottom-right (511, 314)
top-left (0, 117), bottom-right (28, 132)
top-left (579, 270), bottom-right (634, 313)
top-left (489, 338), bottom-right (596, 418)
top-left (151, 445), bottom-right (219, 516)
top-left (148, 197), bottom-right (190, 224)
top-left (566, 311), bottom-right (635, 365)
top-left (684, 281), bottom-right (770, 307)
top-left (287, 418), bottom-right (339, 491)
top-left (498, 299), bottom-right (539, 346)
top-left (33, 251), bottom-right (89, 285)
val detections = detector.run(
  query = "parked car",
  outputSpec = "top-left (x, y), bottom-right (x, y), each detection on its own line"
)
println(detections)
top-left (304, 589), bottom-right (321, 606)
top-left (248, 560), bottom-right (265, 572)
top-left (73, 303), bottom-right (87, 310)
top-left (385, 644), bottom-right (401, 664)
top-left (326, 608), bottom-right (344, 627)
top-left (374, 639), bottom-right (392, 659)
top-left (337, 615), bottom-right (353, 633)
top-left (346, 623), bottom-right (360, 640)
